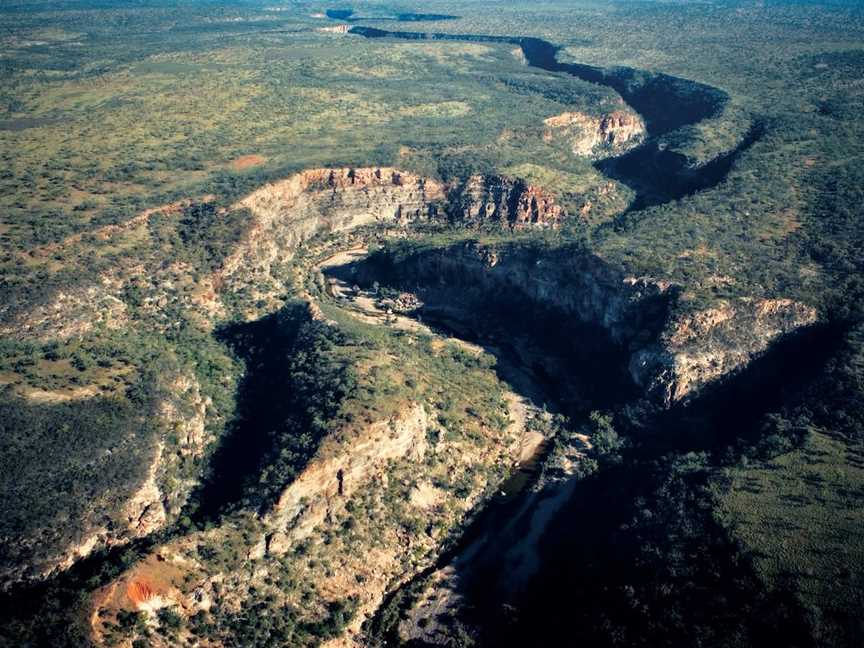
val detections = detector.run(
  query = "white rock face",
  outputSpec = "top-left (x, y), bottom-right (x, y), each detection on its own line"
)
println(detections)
top-left (265, 403), bottom-right (429, 553)
top-left (544, 109), bottom-right (646, 158)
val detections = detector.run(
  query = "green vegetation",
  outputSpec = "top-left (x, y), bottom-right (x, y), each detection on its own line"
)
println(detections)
top-left (0, 392), bottom-right (155, 577)
top-left (1, 1), bottom-right (864, 647)
top-left (714, 431), bottom-right (864, 646)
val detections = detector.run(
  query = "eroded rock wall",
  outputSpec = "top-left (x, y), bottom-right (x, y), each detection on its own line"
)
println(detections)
top-left (630, 297), bottom-right (818, 403)
top-left (220, 168), bottom-right (446, 295)
top-left (360, 241), bottom-right (817, 406)
top-left (448, 175), bottom-right (565, 228)
top-left (544, 109), bottom-right (646, 158)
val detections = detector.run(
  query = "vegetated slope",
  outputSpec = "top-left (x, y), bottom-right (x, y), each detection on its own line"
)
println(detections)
top-left (0, 346), bottom-right (217, 592)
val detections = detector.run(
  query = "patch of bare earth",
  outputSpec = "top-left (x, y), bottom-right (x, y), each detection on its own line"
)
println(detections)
top-left (230, 154), bottom-right (266, 171)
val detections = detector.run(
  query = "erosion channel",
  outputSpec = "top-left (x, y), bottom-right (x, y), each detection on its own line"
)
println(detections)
top-left (317, 244), bottom-right (620, 644)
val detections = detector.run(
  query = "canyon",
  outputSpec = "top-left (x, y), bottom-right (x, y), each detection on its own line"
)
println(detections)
top-left (70, 153), bottom-right (818, 646)
top-left (0, 22), bottom-right (827, 648)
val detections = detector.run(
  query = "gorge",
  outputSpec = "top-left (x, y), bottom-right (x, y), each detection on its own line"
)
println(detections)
top-left (0, 17), bottom-right (829, 648)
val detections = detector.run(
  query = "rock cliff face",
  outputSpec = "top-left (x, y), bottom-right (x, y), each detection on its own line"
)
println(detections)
top-left (630, 297), bottom-right (819, 403)
top-left (360, 242), bottom-right (817, 406)
top-left (219, 167), bottom-right (445, 297)
top-left (264, 403), bottom-right (429, 555)
top-left (217, 167), bottom-right (568, 303)
top-left (448, 175), bottom-right (565, 228)
top-left (544, 109), bottom-right (646, 158)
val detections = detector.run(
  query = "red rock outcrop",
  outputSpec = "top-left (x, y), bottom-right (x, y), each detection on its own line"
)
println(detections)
top-left (449, 175), bottom-right (565, 229)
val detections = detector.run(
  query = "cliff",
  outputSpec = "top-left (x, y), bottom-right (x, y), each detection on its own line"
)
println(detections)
top-left (218, 168), bottom-right (445, 299)
top-left (448, 175), bottom-right (565, 229)
top-left (544, 109), bottom-right (646, 158)
top-left (359, 241), bottom-right (817, 406)
top-left (217, 167), bottom-right (568, 306)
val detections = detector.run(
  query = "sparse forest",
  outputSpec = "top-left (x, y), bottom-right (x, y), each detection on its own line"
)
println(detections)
top-left (1, 1), bottom-right (863, 647)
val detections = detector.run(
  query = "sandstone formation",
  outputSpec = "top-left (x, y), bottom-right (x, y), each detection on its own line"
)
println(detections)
top-left (544, 109), bottom-right (646, 158)
top-left (217, 167), bottom-right (568, 306)
top-left (317, 24), bottom-right (350, 34)
top-left (449, 175), bottom-right (565, 228)
top-left (630, 297), bottom-right (819, 403)
top-left (220, 167), bottom-right (446, 297)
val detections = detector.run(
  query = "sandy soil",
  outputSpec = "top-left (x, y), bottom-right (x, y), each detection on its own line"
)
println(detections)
top-left (230, 154), bottom-right (266, 170)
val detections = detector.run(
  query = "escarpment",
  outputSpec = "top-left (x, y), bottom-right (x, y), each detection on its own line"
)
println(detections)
top-left (217, 167), bottom-right (568, 302)
top-left (354, 241), bottom-right (817, 406)
top-left (219, 167), bottom-right (446, 297)
top-left (448, 175), bottom-right (565, 228)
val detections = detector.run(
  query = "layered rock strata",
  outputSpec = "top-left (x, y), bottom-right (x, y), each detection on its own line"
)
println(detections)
top-left (544, 109), bottom-right (646, 158)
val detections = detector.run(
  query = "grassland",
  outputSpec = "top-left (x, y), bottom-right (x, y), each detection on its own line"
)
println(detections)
top-left (713, 431), bottom-right (864, 645)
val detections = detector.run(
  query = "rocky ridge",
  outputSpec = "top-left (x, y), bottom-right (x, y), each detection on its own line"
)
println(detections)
top-left (631, 297), bottom-right (819, 403)
top-left (89, 395), bottom-right (521, 647)
top-left (448, 175), bottom-right (565, 228)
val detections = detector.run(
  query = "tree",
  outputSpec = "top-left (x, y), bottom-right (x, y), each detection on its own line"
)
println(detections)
top-left (588, 410), bottom-right (623, 462)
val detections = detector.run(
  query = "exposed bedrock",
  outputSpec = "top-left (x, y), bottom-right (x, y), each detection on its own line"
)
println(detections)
top-left (219, 167), bottom-right (567, 298)
top-left (447, 175), bottom-right (565, 228)
top-left (350, 241), bottom-right (816, 407)
top-left (220, 167), bottom-right (445, 293)
top-left (543, 109), bottom-right (646, 158)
